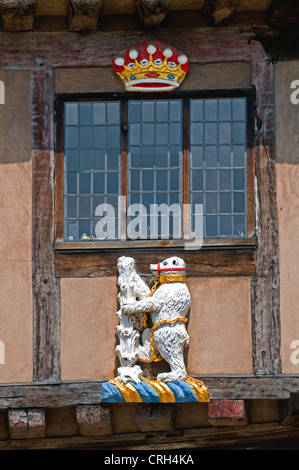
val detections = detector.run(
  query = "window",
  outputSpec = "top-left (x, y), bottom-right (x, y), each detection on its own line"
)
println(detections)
top-left (55, 91), bottom-right (255, 248)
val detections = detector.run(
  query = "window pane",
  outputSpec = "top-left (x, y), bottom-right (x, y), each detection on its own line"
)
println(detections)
top-left (66, 103), bottom-right (78, 125)
top-left (233, 99), bottom-right (245, 121)
top-left (191, 147), bottom-right (203, 168)
top-left (66, 150), bottom-right (78, 171)
top-left (79, 197), bottom-right (91, 218)
top-left (205, 146), bottom-right (217, 167)
top-left (93, 149), bottom-right (105, 170)
top-left (191, 122), bottom-right (203, 145)
top-left (233, 192), bottom-right (245, 213)
top-left (107, 102), bottom-right (120, 124)
top-left (190, 99), bottom-right (203, 121)
top-left (79, 173), bottom-right (91, 194)
top-left (205, 100), bottom-right (217, 121)
top-left (67, 196), bottom-right (77, 218)
top-left (220, 192), bottom-right (231, 213)
top-left (93, 172), bottom-right (105, 194)
top-left (80, 126), bottom-right (92, 148)
top-left (219, 99), bottom-right (231, 121)
top-left (142, 101), bottom-right (155, 122)
top-left (156, 101), bottom-right (168, 121)
top-left (206, 192), bottom-right (217, 214)
top-left (206, 170), bottom-right (218, 191)
top-left (79, 103), bottom-right (92, 125)
top-left (67, 173), bottom-right (77, 194)
top-left (79, 150), bottom-right (92, 170)
top-left (93, 102), bottom-right (106, 125)
top-left (156, 169), bottom-right (168, 191)
top-left (129, 102), bottom-right (141, 123)
top-left (220, 215), bottom-right (232, 236)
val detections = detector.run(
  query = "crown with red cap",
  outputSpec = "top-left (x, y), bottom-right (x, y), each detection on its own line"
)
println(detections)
top-left (113, 40), bottom-right (189, 92)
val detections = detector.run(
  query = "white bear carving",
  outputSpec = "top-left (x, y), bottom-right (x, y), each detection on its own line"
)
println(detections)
top-left (122, 256), bottom-right (191, 383)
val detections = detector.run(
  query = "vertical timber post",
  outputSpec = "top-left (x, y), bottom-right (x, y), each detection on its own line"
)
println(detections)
top-left (251, 55), bottom-right (281, 375)
top-left (31, 69), bottom-right (61, 382)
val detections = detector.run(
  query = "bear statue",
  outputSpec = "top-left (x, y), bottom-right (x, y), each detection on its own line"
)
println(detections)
top-left (122, 256), bottom-right (191, 383)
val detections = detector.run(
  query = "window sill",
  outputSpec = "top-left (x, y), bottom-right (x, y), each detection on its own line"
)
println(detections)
top-left (54, 237), bottom-right (256, 251)
top-left (54, 237), bottom-right (256, 278)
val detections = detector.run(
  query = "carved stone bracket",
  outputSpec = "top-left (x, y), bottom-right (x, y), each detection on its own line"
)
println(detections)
top-left (134, 0), bottom-right (170, 29)
top-left (0, 0), bottom-right (35, 31)
top-left (202, 0), bottom-right (240, 26)
top-left (69, 0), bottom-right (102, 31)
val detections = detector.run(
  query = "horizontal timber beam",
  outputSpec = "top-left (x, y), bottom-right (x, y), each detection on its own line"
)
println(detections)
top-left (54, 248), bottom-right (256, 278)
top-left (0, 376), bottom-right (298, 408)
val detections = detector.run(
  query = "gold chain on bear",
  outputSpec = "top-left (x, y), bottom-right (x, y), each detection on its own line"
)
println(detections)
top-left (149, 317), bottom-right (188, 362)
top-left (142, 273), bottom-right (188, 362)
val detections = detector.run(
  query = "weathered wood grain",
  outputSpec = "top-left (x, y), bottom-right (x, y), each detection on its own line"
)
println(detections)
top-left (250, 58), bottom-right (281, 375)
top-left (32, 69), bottom-right (61, 382)
top-left (135, 0), bottom-right (170, 29)
top-left (69, 0), bottom-right (102, 31)
top-left (0, 375), bottom-right (298, 410)
top-left (54, 248), bottom-right (256, 278)
top-left (202, 0), bottom-right (241, 25)
top-left (0, 0), bottom-right (35, 31)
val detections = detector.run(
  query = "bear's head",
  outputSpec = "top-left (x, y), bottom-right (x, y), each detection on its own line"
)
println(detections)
top-left (150, 256), bottom-right (186, 276)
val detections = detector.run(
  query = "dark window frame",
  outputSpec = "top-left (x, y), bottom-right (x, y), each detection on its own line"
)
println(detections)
top-left (55, 88), bottom-right (255, 251)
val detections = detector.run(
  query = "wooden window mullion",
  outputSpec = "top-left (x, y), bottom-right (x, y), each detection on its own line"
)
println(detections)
top-left (182, 97), bottom-right (190, 239)
top-left (120, 98), bottom-right (128, 240)
top-left (55, 99), bottom-right (65, 242)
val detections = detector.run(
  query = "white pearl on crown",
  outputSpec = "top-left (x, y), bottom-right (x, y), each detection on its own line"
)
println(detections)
top-left (163, 47), bottom-right (173, 58)
top-left (115, 57), bottom-right (125, 66)
top-left (178, 54), bottom-right (188, 65)
top-left (147, 44), bottom-right (157, 55)
top-left (129, 49), bottom-right (138, 60)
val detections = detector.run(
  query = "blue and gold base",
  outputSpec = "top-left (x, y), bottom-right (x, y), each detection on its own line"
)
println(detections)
top-left (101, 376), bottom-right (209, 403)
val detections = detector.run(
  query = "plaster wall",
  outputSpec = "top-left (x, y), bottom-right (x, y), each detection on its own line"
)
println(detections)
top-left (275, 61), bottom-right (299, 373)
top-left (61, 276), bottom-right (252, 381)
top-left (0, 71), bottom-right (33, 383)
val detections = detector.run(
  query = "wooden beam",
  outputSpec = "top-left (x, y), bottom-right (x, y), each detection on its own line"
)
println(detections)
top-left (250, 58), bottom-right (281, 375)
top-left (0, 0), bottom-right (35, 31)
top-left (282, 393), bottom-right (299, 425)
top-left (54, 249), bottom-right (256, 278)
top-left (31, 69), bottom-right (61, 382)
top-left (134, 0), bottom-right (170, 29)
top-left (69, 0), bottom-right (102, 31)
top-left (0, 376), bottom-right (298, 409)
top-left (202, 0), bottom-right (241, 26)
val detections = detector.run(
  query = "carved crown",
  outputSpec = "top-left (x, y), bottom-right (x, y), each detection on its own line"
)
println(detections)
top-left (113, 40), bottom-right (189, 92)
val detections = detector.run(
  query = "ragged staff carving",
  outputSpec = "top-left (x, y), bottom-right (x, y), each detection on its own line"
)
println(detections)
top-left (116, 256), bottom-right (152, 384)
